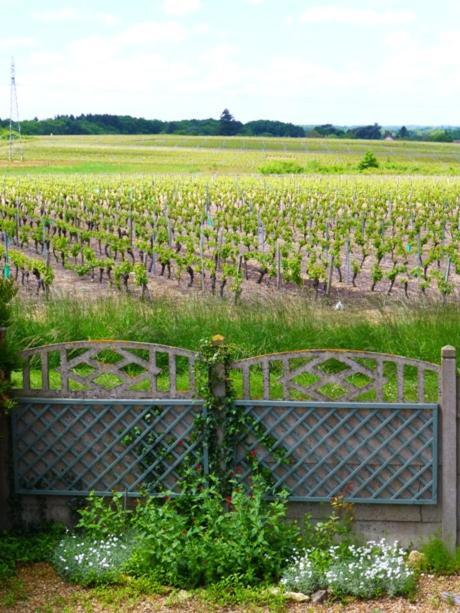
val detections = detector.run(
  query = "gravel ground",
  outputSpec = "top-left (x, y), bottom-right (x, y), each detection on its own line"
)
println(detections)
top-left (1, 564), bottom-right (460, 612)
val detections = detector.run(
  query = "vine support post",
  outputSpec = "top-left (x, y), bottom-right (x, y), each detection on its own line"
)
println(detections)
top-left (0, 326), bottom-right (11, 530)
top-left (345, 239), bottom-right (351, 285)
top-left (326, 253), bottom-right (334, 296)
top-left (209, 335), bottom-right (228, 478)
top-left (441, 345), bottom-right (457, 551)
top-left (276, 239), bottom-right (281, 290)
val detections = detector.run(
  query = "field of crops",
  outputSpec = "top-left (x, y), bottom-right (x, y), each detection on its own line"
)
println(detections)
top-left (2, 134), bottom-right (460, 175)
top-left (0, 174), bottom-right (459, 303)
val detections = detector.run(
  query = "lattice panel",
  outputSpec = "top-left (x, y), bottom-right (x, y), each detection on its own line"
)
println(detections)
top-left (12, 399), bottom-right (206, 496)
top-left (234, 401), bottom-right (438, 504)
top-left (231, 350), bottom-right (440, 403)
top-left (16, 341), bottom-right (197, 398)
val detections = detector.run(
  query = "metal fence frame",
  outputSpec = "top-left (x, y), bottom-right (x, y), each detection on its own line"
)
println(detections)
top-left (11, 398), bottom-right (207, 497)
top-left (233, 400), bottom-right (438, 505)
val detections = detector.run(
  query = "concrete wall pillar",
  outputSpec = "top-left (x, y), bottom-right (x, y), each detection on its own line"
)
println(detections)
top-left (0, 324), bottom-right (11, 531)
top-left (441, 345), bottom-right (457, 550)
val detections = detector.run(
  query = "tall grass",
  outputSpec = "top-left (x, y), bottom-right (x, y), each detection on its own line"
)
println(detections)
top-left (8, 296), bottom-right (460, 364)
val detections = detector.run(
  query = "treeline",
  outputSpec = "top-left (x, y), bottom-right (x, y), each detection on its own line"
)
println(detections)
top-left (0, 110), bottom-right (305, 138)
top-left (1, 111), bottom-right (460, 142)
top-left (308, 123), bottom-right (460, 142)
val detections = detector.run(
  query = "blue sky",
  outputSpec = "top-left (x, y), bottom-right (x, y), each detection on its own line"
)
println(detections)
top-left (1, 0), bottom-right (459, 125)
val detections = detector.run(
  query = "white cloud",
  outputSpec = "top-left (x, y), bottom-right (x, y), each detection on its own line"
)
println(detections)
top-left (250, 56), bottom-right (364, 98)
top-left (193, 22), bottom-right (210, 34)
top-left (32, 8), bottom-right (118, 26)
top-left (117, 21), bottom-right (187, 45)
top-left (7, 6), bottom-right (460, 126)
top-left (32, 7), bottom-right (78, 22)
top-left (300, 6), bottom-right (416, 26)
top-left (66, 20), bottom-right (187, 62)
top-left (0, 37), bottom-right (35, 50)
top-left (375, 30), bottom-right (460, 97)
top-left (163, 0), bottom-right (202, 17)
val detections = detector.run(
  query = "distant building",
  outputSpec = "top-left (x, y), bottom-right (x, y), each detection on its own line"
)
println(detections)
top-left (384, 135), bottom-right (395, 141)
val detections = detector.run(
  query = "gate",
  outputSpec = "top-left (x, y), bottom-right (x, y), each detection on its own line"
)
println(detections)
top-left (11, 341), bottom-right (207, 496)
top-left (3, 340), bottom-right (458, 547)
top-left (230, 350), bottom-right (440, 504)
top-left (11, 344), bottom-right (441, 504)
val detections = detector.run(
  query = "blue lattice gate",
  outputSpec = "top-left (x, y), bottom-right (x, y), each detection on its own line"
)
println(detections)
top-left (12, 341), bottom-right (207, 496)
top-left (230, 350), bottom-right (440, 504)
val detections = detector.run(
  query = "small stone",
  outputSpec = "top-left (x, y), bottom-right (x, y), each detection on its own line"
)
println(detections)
top-left (268, 587), bottom-right (281, 596)
top-left (441, 592), bottom-right (460, 606)
top-left (311, 589), bottom-right (328, 604)
top-left (175, 590), bottom-right (192, 603)
top-left (284, 591), bottom-right (310, 602)
top-left (407, 550), bottom-right (427, 571)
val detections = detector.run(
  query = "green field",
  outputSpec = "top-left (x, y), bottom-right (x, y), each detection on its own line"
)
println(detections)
top-left (2, 134), bottom-right (460, 175)
top-left (1, 132), bottom-right (459, 358)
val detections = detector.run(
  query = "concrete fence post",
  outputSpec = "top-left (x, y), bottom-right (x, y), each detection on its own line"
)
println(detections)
top-left (0, 326), bottom-right (11, 531)
top-left (0, 408), bottom-right (10, 531)
top-left (441, 345), bottom-right (457, 550)
top-left (209, 335), bottom-right (228, 477)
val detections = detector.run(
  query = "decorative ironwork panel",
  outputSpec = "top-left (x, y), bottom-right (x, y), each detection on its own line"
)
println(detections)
top-left (12, 398), bottom-right (207, 496)
top-left (16, 341), bottom-right (198, 399)
top-left (231, 350), bottom-right (440, 403)
top-left (234, 401), bottom-right (438, 504)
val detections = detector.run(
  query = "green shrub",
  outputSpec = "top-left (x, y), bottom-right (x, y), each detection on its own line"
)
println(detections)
top-left (358, 151), bottom-right (379, 171)
top-left (0, 278), bottom-right (18, 327)
top-left (76, 491), bottom-right (130, 539)
top-left (420, 537), bottom-right (460, 575)
top-left (60, 475), bottom-right (301, 588)
top-left (0, 524), bottom-right (65, 580)
top-left (302, 496), bottom-right (355, 550)
top-left (127, 475), bottom-right (301, 587)
top-left (259, 160), bottom-right (304, 175)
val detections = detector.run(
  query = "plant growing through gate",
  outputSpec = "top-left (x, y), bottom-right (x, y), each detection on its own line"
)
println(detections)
top-left (196, 335), bottom-right (291, 495)
top-left (195, 334), bottom-right (236, 492)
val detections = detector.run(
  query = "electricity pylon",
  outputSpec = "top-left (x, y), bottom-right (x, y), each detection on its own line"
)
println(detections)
top-left (8, 58), bottom-right (24, 162)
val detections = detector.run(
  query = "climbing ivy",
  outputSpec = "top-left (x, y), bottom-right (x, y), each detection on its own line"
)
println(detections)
top-left (196, 335), bottom-right (291, 496)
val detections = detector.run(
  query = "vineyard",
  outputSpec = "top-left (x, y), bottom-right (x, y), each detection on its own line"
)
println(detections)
top-left (0, 175), bottom-right (459, 302)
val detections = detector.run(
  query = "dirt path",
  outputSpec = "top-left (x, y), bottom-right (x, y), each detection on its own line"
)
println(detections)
top-left (1, 563), bottom-right (460, 612)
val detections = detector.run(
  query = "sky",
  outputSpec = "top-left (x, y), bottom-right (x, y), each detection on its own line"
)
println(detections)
top-left (0, 0), bottom-right (459, 126)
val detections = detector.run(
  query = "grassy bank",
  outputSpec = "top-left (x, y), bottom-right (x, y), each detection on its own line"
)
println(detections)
top-left (9, 296), bottom-right (460, 364)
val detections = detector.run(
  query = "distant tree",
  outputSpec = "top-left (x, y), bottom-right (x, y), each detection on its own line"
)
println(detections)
top-left (358, 151), bottom-right (379, 171)
top-left (314, 124), bottom-right (345, 137)
top-left (347, 123), bottom-right (382, 140)
top-left (219, 109), bottom-right (242, 136)
top-left (244, 120), bottom-right (305, 137)
top-left (397, 126), bottom-right (409, 139)
top-left (426, 129), bottom-right (453, 143)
